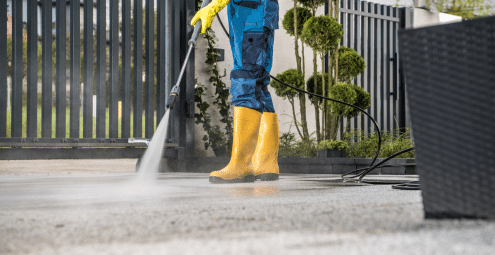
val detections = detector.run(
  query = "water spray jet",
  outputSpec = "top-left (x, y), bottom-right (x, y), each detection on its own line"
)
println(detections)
top-left (136, 0), bottom-right (211, 176)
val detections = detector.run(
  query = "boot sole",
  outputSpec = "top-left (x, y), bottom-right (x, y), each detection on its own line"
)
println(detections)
top-left (255, 173), bottom-right (279, 181)
top-left (209, 175), bottom-right (255, 184)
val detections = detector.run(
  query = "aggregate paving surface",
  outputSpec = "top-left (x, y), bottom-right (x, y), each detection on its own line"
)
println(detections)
top-left (0, 160), bottom-right (494, 254)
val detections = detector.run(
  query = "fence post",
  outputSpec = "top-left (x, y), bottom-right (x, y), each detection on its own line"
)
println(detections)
top-left (83, 0), bottom-right (94, 138)
top-left (0, 0), bottom-right (6, 137)
top-left (42, 0), bottom-right (52, 138)
top-left (70, 0), bottom-right (81, 138)
top-left (56, 0), bottom-right (67, 138)
top-left (26, 0), bottom-right (38, 138)
top-left (109, 0), bottom-right (119, 139)
top-left (96, 0), bottom-right (107, 138)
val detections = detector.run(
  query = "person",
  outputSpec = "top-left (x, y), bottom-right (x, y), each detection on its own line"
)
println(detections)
top-left (191, 0), bottom-right (280, 183)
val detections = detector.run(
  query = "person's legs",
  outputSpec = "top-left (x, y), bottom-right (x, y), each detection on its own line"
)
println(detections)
top-left (209, 1), bottom-right (278, 183)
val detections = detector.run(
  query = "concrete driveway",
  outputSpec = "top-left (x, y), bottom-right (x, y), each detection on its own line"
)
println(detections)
top-left (0, 160), bottom-right (493, 254)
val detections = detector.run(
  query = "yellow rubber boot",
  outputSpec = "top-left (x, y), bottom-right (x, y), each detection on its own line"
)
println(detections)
top-left (209, 107), bottom-right (262, 183)
top-left (190, 0), bottom-right (231, 34)
top-left (252, 112), bottom-right (279, 181)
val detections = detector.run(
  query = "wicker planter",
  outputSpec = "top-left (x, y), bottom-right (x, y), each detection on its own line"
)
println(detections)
top-left (400, 17), bottom-right (495, 219)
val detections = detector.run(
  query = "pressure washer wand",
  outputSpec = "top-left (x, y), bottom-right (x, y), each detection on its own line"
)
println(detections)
top-left (166, 0), bottom-right (212, 109)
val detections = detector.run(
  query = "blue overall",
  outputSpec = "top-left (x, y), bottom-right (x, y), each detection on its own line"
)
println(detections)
top-left (227, 0), bottom-right (279, 113)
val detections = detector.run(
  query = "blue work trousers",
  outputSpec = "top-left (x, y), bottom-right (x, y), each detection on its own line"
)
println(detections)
top-left (227, 0), bottom-right (279, 113)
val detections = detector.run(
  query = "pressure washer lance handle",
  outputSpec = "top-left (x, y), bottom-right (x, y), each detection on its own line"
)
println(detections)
top-left (189, 20), bottom-right (202, 46)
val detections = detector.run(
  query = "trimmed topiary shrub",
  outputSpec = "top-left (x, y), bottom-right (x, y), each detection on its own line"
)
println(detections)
top-left (328, 82), bottom-right (357, 116)
top-left (282, 7), bottom-right (313, 36)
top-left (300, 16), bottom-right (343, 54)
top-left (306, 72), bottom-right (330, 99)
top-left (338, 46), bottom-right (366, 83)
top-left (270, 69), bottom-right (305, 100)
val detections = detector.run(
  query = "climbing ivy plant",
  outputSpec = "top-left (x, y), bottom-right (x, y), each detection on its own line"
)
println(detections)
top-left (194, 27), bottom-right (233, 155)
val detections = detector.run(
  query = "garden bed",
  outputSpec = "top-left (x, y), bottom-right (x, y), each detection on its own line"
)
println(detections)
top-left (165, 157), bottom-right (416, 175)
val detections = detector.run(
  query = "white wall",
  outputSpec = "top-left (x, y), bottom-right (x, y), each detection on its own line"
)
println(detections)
top-left (412, 8), bottom-right (462, 28)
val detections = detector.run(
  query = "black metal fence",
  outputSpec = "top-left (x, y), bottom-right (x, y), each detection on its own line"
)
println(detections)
top-left (0, 0), bottom-right (196, 160)
top-left (1, 0), bottom-right (411, 160)
top-left (338, 0), bottom-right (412, 135)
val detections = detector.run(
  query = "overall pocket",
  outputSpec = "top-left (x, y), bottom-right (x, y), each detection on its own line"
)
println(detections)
top-left (242, 31), bottom-right (268, 70)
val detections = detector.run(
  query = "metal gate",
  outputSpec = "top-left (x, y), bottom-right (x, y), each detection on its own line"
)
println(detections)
top-left (337, 0), bottom-right (412, 135)
top-left (0, 0), bottom-right (196, 161)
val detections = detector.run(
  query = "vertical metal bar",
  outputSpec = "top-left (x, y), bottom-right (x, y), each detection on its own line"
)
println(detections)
top-left (379, 5), bottom-right (385, 131)
top-left (133, 0), bottom-right (143, 138)
top-left (109, 0), bottom-right (119, 138)
top-left (11, 0), bottom-right (23, 138)
top-left (356, 0), bottom-right (364, 132)
top-left (370, 3), bottom-right (377, 134)
top-left (174, 1), bottom-right (189, 147)
top-left (374, 4), bottom-right (382, 131)
top-left (121, 0), bottom-right (131, 138)
top-left (185, 0), bottom-right (196, 158)
top-left (388, 6), bottom-right (395, 132)
top-left (42, 0), bottom-right (52, 138)
top-left (83, 0), bottom-right (94, 138)
top-left (70, 0), bottom-right (81, 138)
top-left (392, 8), bottom-right (398, 131)
top-left (165, 0), bottom-right (173, 125)
top-left (0, 0), bottom-right (6, 137)
top-left (162, 0), bottom-right (173, 140)
top-left (149, 0), bottom-right (159, 138)
top-left (362, 1), bottom-right (369, 134)
top-left (56, 0), bottom-right (67, 138)
top-left (156, 0), bottom-right (171, 137)
top-left (26, 0), bottom-right (38, 138)
top-left (132, 0), bottom-right (142, 137)
top-left (384, 6), bottom-right (390, 132)
top-left (349, 0), bottom-right (357, 132)
top-left (341, 0), bottom-right (348, 47)
top-left (96, 0), bottom-right (106, 138)
top-left (170, 0), bottom-right (181, 143)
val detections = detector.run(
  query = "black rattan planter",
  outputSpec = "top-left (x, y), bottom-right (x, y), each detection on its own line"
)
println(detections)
top-left (399, 17), bottom-right (495, 219)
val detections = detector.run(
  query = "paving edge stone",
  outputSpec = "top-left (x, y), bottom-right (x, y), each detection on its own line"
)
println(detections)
top-left (163, 157), bottom-right (416, 175)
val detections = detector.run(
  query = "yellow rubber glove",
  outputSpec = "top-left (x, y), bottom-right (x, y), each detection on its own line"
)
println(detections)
top-left (190, 0), bottom-right (231, 34)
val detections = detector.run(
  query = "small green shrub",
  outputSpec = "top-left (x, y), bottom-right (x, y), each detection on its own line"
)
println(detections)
top-left (279, 132), bottom-right (318, 158)
top-left (282, 7), bottom-right (313, 36)
top-left (344, 129), bottom-right (415, 158)
top-left (317, 140), bottom-right (349, 151)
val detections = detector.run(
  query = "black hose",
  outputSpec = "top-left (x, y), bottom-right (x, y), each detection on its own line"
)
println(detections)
top-left (342, 147), bottom-right (415, 182)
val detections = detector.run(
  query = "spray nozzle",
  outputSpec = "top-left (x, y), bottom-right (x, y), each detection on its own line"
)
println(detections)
top-left (166, 84), bottom-right (180, 109)
top-left (166, 93), bottom-right (178, 109)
